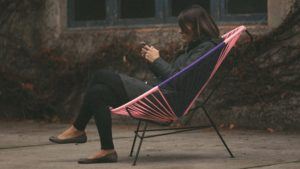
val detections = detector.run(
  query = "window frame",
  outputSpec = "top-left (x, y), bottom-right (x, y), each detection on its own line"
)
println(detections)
top-left (164, 0), bottom-right (218, 23)
top-left (218, 0), bottom-right (268, 24)
top-left (113, 0), bottom-right (164, 26)
top-left (67, 0), bottom-right (109, 27)
top-left (68, 0), bottom-right (165, 27)
top-left (67, 0), bottom-right (268, 28)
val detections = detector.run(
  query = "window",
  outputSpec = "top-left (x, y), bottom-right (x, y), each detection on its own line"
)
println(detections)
top-left (67, 0), bottom-right (268, 28)
top-left (73, 0), bottom-right (106, 21)
top-left (219, 0), bottom-right (267, 23)
top-left (68, 0), bottom-right (108, 27)
top-left (120, 0), bottom-right (155, 19)
top-left (170, 0), bottom-right (211, 16)
top-left (226, 0), bottom-right (267, 14)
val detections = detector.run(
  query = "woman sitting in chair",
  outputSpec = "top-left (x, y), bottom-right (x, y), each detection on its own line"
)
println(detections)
top-left (49, 5), bottom-right (221, 164)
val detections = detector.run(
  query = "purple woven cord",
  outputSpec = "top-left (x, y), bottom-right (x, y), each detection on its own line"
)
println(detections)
top-left (159, 42), bottom-right (226, 87)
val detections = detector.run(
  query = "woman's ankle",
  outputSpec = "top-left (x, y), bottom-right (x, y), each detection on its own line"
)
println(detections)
top-left (71, 125), bottom-right (86, 134)
top-left (70, 125), bottom-right (85, 134)
top-left (101, 149), bottom-right (115, 154)
top-left (58, 125), bottom-right (85, 139)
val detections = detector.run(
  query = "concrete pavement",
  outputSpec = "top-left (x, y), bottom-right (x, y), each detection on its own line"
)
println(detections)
top-left (0, 120), bottom-right (299, 169)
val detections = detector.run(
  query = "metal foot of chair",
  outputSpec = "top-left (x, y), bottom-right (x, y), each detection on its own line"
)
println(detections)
top-left (132, 122), bottom-right (148, 166)
top-left (129, 120), bottom-right (141, 157)
top-left (202, 106), bottom-right (234, 158)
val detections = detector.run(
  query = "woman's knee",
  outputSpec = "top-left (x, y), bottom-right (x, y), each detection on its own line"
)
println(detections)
top-left (86, 84), bottom-right (110, 97)
top-left (94, 69), bottom-right (112, 77)
top-left (93, 69), bottom-right (117, 80)
top-left (84, 84), bottom-right (116, 105)
top-left (89, 69), bottom-right (117, 86)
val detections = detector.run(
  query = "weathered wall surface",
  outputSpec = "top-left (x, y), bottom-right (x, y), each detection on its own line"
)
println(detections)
top-left (0, 0), bottom-right (298, 130)
top-left (268, 0), bottom-right (296, 28)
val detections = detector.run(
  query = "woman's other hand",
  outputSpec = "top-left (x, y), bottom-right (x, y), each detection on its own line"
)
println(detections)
top-left (141, 45), bottom-right (160, 63)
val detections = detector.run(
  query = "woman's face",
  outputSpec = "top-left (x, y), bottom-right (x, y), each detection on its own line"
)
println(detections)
top-left (180, 24), bottom-right (194, 43)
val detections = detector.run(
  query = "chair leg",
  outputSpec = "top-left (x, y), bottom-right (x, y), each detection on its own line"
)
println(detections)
top-left (202, 106), bottom-right (235, 158)
top-left (132, 121), bottom-right (148, 166)
top-left (129, 120), bottom-right (142, 157)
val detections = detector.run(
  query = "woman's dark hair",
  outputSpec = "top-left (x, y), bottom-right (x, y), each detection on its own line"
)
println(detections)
top-left (178, 5), bottom-right (220, 39)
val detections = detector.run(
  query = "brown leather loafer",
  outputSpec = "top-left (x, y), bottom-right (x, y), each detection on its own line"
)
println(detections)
top-left (49, 134), bottom-right (87, 144)
top-left (78, 151), bottom-right (118, 164)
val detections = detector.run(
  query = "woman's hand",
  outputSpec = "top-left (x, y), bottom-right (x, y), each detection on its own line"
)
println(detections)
top-left (141, 45), bottom-right (160, 63)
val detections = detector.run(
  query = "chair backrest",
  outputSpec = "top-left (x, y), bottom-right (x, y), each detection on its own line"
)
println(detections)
top-left (111, 26), bottom-right (246, 123)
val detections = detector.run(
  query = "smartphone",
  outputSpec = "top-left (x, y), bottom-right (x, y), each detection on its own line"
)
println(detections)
top-left (140, 41), bottom-right (148, 48)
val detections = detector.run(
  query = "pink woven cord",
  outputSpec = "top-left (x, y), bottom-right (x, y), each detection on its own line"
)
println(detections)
top-left (129, 104), bottom-right (165, 122)
top-left (130, 106), bottom-right (171, 122)
top-left (151, 90), bottom-right (177, 119)
top-left (146, 94), bottom-right (172, 117)
top-left (134, 100), bottom-right (170, 121)
top-left (182, 26), bottom-right (245, 116)
top-left (111, 26), bottom-right (246, 122)
top-left (137, 99), bottom-right (167, 118)
top-left (157, 89), bottom-right (177, 119)
top-left (143, 97), bottom-right (170, 118)
top-left (129, 91), bottom-right (177, 122)
top-left (110, 86), bottom-right (162, 114)
top-left (130, 104), bottom-right (161, 120)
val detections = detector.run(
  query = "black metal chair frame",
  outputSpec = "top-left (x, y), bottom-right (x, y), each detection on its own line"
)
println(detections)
top-left (126, 73), bottom-right (234, 166)
top-left (124, 30), bottom-right (252, 166)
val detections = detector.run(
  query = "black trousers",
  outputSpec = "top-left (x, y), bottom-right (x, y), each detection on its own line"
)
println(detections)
top-left (73, 70), bottom-right (129, 150)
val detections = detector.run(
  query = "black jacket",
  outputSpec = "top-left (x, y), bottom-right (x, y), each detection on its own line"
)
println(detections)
top-left (149, 36), bottom-right (221, 81)
top-left (120, 36), bottom-right (222, 100)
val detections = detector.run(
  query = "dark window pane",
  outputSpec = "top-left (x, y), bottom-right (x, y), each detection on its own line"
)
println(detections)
top-left (171, 0), bottom-right (210, 17)
top-left (120, 0), bottom-right (155, 19)
top-left (74, 0), bottom-right (105, 21)
top-left (226, 0), bottom-right (267, 14)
